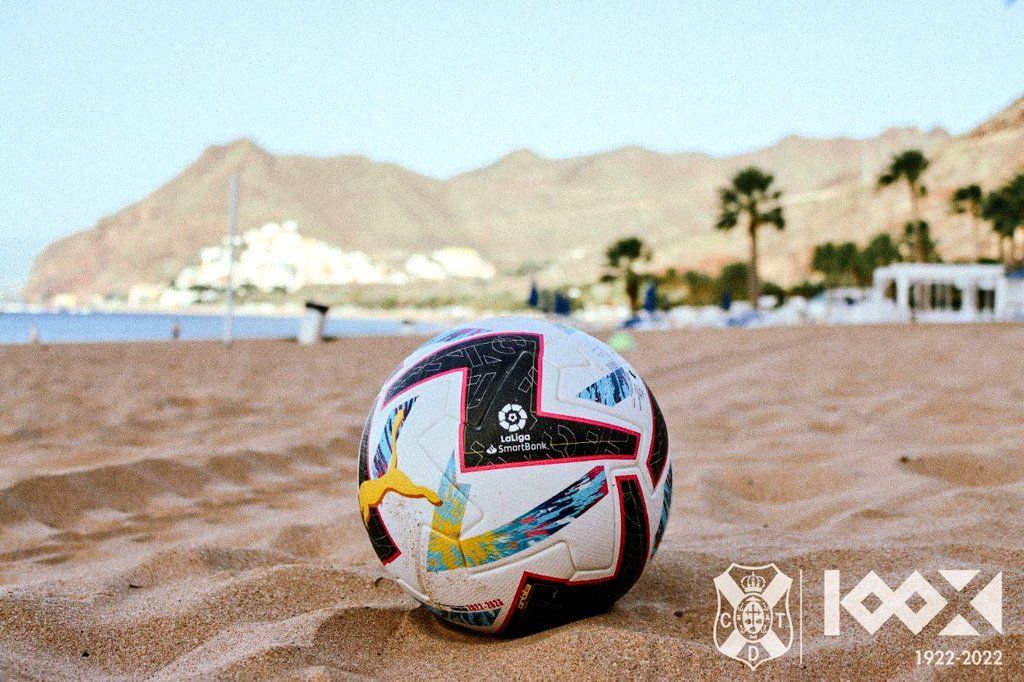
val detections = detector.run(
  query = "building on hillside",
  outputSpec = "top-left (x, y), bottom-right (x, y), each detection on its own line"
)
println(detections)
top-left (405, 248), bottom-right (497, 281)
top-left (173, 221), bottom-right (398, 293)
top-left (404, 253), bottom-right (447, 281)
top-left (430, 247), bottom-right (497, 279)
top-left (170, 221), bottom-right (497, 299)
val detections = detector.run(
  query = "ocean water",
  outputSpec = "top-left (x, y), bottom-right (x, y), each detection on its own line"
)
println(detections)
top-left (0, 311), bottom-right (442, 344)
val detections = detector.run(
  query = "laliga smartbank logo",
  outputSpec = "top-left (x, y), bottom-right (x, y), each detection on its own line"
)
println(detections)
top-left (712, 565), bottom-right (1004, 671)
top-left (488, 403), bottom-right (548, 455)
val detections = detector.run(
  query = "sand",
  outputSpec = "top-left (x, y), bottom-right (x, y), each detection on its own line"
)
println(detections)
top-left (1, 324), bottom-right (1022, 680)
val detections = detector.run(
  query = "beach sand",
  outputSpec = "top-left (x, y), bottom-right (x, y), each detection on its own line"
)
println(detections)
top-left (1, 324), bottom-right (1022, 680)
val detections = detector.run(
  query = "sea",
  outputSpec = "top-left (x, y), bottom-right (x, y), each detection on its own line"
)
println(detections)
top-left (0, 310), bottom-right (444, 344)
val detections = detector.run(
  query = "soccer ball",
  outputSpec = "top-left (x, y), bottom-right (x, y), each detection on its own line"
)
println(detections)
top-left (357, 316), bottom-right (672, 634)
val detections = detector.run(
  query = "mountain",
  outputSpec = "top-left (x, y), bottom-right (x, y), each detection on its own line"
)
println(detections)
top-left (23, 95), bottom-right (1024, 303)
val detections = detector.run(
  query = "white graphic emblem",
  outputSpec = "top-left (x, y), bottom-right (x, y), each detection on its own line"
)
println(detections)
top-left (497, 403), bottom-right (527, 432)
top-left (824, 570), bottom-right (1002, 636)
top-left (714, 564), bottom-right (793, 670)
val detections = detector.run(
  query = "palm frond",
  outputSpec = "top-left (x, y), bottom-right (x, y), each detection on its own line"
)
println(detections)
top-left (763, 207), bottom-right (785, 230)
top-left (715, 212), bottom-right (739, 231)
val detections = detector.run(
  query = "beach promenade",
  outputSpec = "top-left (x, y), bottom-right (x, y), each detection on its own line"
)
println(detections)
top-left (0, 325), bottom-right (1022, 679)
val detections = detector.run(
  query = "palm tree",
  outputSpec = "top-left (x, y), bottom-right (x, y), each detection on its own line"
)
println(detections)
top-left (811, 242), bottom-right (840, 286)
top-left (877, 150), bottom-right (929, 261)
top-left (901, 221), bottom-right (940, 262)
top-left (1008, 174), bottom-right (1024, 264)
top-left (715, 167), bottom-right (785, 302)
top-left (855, 233), bottom-right (903, 285)
top-left (811, 241), bottom-right (858, 287)
top-left (982, 173), bottom-right (1024, 266)
top-left (602, 237), bottom-right (651, 313)
top-left (949, 184), bottom-right (985, 261)
top-left (812, 235), bottom-right (902, 288)
top-left (983, 191), bottom-right (1012, 263)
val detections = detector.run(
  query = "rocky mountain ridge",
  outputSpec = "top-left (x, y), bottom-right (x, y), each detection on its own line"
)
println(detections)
top-left (23, 95), bottom-right (1024, 303)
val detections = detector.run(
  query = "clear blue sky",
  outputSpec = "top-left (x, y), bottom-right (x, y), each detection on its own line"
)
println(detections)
top-left (2, 1), bottom-right (1022, 289)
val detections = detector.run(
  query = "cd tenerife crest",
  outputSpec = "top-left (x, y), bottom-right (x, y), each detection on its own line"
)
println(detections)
top-left (713, 563), bottom-right (794, 670)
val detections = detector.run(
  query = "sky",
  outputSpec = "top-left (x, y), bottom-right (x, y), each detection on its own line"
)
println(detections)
top-left (1, 1), bottom-right (1023, 289)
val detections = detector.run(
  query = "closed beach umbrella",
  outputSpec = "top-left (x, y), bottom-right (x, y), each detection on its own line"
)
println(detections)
top-left (527, 280), bottom-right (539, 308)
top-left (644, 281), bottom-right (657, 313)
top-left (554, 291), bottom-right (571, 316)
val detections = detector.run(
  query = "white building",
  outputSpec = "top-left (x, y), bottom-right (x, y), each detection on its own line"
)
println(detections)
top-left (174, 221), bottom-right (392, 292)
top-left (430, 247), bottom-right (497, 279)
top-left (404, 253), bottom-right (448, 281)
top-left (871, 263), bottom-right (1021, 323)
top-left (170, 221), bottom-right (497, 296)
top-left (404, 248), bottom-right (497, 281)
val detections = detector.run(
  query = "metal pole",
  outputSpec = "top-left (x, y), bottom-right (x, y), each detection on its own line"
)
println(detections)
top-left (224, 174), bottom-right (238, 345)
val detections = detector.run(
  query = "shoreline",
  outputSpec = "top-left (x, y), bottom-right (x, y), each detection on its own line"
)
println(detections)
top-left (0, 302), bottom-right (488, 323)
top-left (5, 307), bottom-right (1023, 348)
top-left (0, 308), bottom-right (453, 345)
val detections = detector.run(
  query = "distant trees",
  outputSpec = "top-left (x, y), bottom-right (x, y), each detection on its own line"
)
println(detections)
top-left (949, 184), bottom-right (985, 260)
top-left (657, 261), bottom-right (786, 307)
top-left (602, 237), bottom-right (651, 313)
top-left (811, 234), bottom-right (903, 287)
top-left (862, 233), bottom-right (905, 272)
top-left (941, 174), bottom-right (1024, 266)
top-left (877, 150), bottom-right (930, 262)
top-left (659, 267), bottom-right (718, 306)
top-left (981, 173), bottom-right (1024, 266)
top-left (717, 262), bottom-right (753, 299)
top-left (715, 167), bottom-right (786, 303)
top-left (872, 152), bottom-right (1024, 267)
top-left (596, 159), bottom-right (1024, 319)
top-left (811, 242), bottom-right (859, 287)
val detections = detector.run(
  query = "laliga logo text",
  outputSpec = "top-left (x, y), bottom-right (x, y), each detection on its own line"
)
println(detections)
top-left (824, 570), bottom-right (1003, 637)
top-left (713, 564), bottom-right (793, 670)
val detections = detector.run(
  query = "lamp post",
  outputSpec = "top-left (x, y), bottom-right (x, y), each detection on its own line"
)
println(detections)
top-left (224, 174), bottom-right (238, 345)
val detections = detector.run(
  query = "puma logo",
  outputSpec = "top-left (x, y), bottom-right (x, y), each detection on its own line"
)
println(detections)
top-left (359, 452), bottom-right (442, 522)
top-left (359, 398), bottom-right (441, 523)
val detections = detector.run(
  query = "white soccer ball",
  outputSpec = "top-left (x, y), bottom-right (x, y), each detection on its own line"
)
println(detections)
top-left (357, 316), bottom-right (672, 634)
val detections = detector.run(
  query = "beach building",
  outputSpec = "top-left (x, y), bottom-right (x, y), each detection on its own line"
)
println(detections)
top-left (871, 263), bottom-right (1022, 322)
